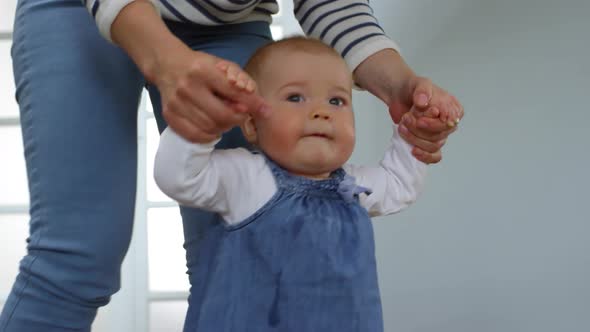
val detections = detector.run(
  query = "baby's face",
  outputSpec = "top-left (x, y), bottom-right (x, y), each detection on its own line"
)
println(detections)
top-left (250, 50), bottom-right (355, 179)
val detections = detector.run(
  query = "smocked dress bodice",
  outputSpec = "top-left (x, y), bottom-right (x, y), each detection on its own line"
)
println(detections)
top-left (185, 157), bottom-right (384, 332)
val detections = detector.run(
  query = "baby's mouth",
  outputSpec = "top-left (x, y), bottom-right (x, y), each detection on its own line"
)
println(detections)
top-left (305, 132), bottom-right (332, 139)
top-left (304, 125), bottom-right (333, 139)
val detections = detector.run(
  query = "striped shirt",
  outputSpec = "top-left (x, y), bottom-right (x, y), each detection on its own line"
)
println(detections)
top-left (85, 0), bottom-right (400, 70)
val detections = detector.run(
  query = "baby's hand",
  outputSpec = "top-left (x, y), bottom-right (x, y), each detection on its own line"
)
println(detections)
top-left (215, 60), bottom-right (272, 118)
top-left (408, 104), bottom-right (460, 128)
top-left (216, 60), bottom-right (257, 93)
top-left (405, 106), bottom-right (440, 122)
top-left (436, 103), bottom-right (461, 128)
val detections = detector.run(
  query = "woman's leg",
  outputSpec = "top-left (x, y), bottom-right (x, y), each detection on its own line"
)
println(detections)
top-left (0, 1), bottom-right (144, 331)
top-left (146, 21), bottom-right (272, 332)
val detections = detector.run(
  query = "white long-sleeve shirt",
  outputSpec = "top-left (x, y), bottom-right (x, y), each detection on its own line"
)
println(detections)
top-left (84, 0), bottom-right (399, 71)
top-left (154, 126), bottom-right (427, 226)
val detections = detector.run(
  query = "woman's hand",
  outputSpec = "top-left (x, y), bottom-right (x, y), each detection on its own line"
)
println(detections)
top-left (353, 49), bottom-right (464, 164)
top-left (111, 0), bottom-right (266, 143)
top-left (392, 75), bottom-right (463, 164)
top-left (152, 48), bottom-right (266, 143)
top-left (398, 106), bottom-right (458, 164)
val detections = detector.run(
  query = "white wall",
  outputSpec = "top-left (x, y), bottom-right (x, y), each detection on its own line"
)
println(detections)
top-left (349, 0), bottom-right (590, 331)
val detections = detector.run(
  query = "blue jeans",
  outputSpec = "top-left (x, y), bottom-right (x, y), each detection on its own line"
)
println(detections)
top-left (0, 1), bottom-right (271, 331)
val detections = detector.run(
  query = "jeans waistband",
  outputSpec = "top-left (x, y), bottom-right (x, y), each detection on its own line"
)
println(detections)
top-left (164, 19), bottom-right (272, 40)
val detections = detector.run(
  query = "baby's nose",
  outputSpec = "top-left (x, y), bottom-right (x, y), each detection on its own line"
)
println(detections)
top-left (310, 107), bottom-right (331, 120)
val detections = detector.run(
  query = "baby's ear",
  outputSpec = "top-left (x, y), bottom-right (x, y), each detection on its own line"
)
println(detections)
top-left (240, 115), bottom-right (258, 144)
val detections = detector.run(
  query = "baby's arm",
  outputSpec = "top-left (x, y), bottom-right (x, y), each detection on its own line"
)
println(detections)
top-left (154, 62), bottom-right (257, 209)
top-left (154, 129), bottom-right (276, 223)
top-left (154, 129), bottom-right (230, 214)
top-left (154, 63), bottom-right (275, 222)
top-left (343, 125), bottom-right (428, 217)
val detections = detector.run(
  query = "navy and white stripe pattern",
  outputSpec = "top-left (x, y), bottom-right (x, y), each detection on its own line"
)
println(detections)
top-left (85, 0), bottom-right (399, 70)
top-left (84, 0), bottom-right (278, 29)
top-left (294, 0), bottom-right (398, 69)
top-left (156, 0), bottom-right (278, 24)
top-left (82, 0), bottom-right (101, 17)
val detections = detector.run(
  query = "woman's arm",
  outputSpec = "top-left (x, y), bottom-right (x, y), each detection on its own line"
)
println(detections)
top-left (354, 49), bottom-right (463, 164)
top-left (294, 0), bottom-right (463, 164)
top-left (108, 0), bottom-right (266, 143)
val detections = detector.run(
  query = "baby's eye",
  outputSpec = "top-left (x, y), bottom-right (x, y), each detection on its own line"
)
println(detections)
top-left (287, 94), bottom-right (304, 103)
top-left (329, 97), bottom-right (345, 106)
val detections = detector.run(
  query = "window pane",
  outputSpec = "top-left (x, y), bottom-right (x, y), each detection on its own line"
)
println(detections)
top-left (145, 91), bottom-right (155, 114)
top-left (148, 207), bottom-right (189, 292)
top-left (272, 0), bottom-right (304, 38)
top-left (150, 301), bottom-right (188, 332)
top-left (146, 118), bottom-right (172, 203)
top-left (0, 126), bottom-right (29, 204)
top-left (0, 40), bottom-right (19, 118)
top-left (0, 214), bottom-right (28, 301)
top-left (0, 1), bottom-right (17, 32)
top-left (271, 25), bottom-right (284, 39)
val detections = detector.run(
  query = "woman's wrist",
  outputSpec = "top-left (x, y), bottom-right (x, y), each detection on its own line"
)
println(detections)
top-left (111, 0), bottom-right (189, 83)
top-left (352, 49), bottom-right (416, 105)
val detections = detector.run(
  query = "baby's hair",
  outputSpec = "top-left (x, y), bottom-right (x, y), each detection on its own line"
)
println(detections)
top-left (244, 36), bottom-right (344, 81)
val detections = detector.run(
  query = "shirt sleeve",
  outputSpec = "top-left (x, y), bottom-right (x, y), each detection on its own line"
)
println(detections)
top-left (82, 0), bottom-right (159, 42)
top-left (343, 125), bottom-right (428, 217)
top-left (153, 127), bottom-right (276, 225)
top-left (293, 0), bottom-right (400, 71)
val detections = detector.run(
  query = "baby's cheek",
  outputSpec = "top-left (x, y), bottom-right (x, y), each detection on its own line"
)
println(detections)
top-left (264, 123), bottom-right (299, 153)
top-left (342, 123), bottom-right (355, 142)
top-left (340, 123), bottom-right (356, 159)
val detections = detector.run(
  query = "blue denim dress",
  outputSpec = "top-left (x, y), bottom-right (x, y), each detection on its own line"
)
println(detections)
top-left (187, 157), bottom-right (384, 331)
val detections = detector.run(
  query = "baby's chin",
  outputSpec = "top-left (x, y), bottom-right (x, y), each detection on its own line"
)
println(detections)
top-left (284, 160), bottom-right (342, 180)
top-left (265, 147), bottom-right (351, 179)
top-left (288, 168), bottom-right (334, 180)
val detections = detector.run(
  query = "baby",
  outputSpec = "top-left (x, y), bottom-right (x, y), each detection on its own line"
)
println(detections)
top-left (155, 37), bottom-right (447, 331)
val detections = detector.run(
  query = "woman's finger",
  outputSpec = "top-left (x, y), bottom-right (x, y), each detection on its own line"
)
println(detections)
top-left (411, 76), bottom-right (433, 108)
top-left (163, 108), bottom-right (219, 143)
top-left (412, 148), bottom-right (442, 164)
top-left (399, 124), bottom-right (446, 154)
